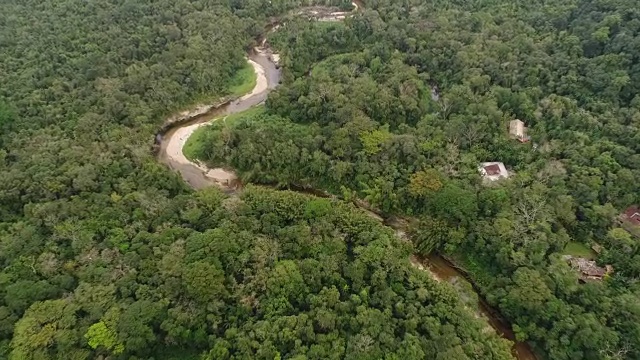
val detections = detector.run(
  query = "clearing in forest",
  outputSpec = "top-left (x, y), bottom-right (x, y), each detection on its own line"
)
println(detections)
top-left (563, 242), bottom-right (596, 260)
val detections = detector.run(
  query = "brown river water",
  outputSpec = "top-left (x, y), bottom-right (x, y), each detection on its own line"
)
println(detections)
top-left (424, 255), bottom-right (537, 360)
top-left (155, 4), bottom-right (539, 359)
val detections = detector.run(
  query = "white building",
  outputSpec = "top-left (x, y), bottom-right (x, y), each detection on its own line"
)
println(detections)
top-left (478, 162), bottom-right (509, 182)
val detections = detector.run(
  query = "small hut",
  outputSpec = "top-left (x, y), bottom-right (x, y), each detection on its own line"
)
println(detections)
top-left (509, 119), bottom-right (530, 142)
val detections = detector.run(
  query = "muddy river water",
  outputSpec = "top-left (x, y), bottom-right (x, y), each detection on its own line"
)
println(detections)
top-left (155, 4), bottom-right (538, 359)
top-left (425, 255), bottom-right (537, 360)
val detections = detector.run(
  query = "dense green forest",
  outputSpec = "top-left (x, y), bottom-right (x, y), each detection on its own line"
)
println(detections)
top-left (188, 0), bottom-right (640, 359)
top-left (0, 0), bottom-right (522, 359)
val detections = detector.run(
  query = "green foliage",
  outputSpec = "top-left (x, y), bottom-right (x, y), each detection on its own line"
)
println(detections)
top-left (186, 0), bottom-right (640, 358)
top-left (228, 62), bottom-right (258, 97)
top-left (182, 125), bottom-right (213, 162)
top-left (408, 169), bottom-right (443, 197)
top-left (0, 101), bottom-right (15, 146)
top-left (85, 321), bottom-right (124, 355)
top-left (360, 125), bottom-right (392, 155)
top-left (304, 198), bottom-right (332, 218)
top-left (3, 0), bottom-right (640, 358)
top-left (9, 300), bottom-right (85, 360)
top-left (183, 261), bottom-right (226, 304)
top-left (430, 184), bottom-right (478, 225)
top-left (183, 106), bottom-right (266, 162)
top-left (411, 216), bottom-right (452, 255)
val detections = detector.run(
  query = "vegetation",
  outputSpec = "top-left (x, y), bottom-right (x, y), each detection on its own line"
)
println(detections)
top-left (2, 184), bottom-right (515, 359)
top-left (183, 106), bottom-right (266, 161)
top-left (3, 0), bottom-right (640, 358)
top-left (183, 125), bottom-right (211, 162)
top-left (224, 104), bottom-right (266, 123)
top-left (563, 242), bottom-right (596, 259)
top-left (228, 62), bottom-right (258, 97)
top-left (0, 0), bottom-right (516, 359)
top-left (190, 1), bottom-right (640, 359)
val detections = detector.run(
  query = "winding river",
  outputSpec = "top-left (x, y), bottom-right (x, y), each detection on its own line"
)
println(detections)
top-left (157, 50), bottom-right (279, 190)
top-left (155, 3), bottom-right (538, 359)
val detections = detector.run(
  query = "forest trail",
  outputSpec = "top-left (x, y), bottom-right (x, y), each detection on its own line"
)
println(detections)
top-left (156, 4), bottom-right (537, 360)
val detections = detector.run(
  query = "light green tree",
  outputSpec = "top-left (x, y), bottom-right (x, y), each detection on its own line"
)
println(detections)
top-left (85, 321), bottom-right (124, 355)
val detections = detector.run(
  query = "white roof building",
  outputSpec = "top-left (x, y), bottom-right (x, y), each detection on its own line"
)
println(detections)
top-left (478, 162), bottom-right (509, 182)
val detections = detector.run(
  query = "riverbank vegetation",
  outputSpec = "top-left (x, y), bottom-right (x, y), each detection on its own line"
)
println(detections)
top-left (0, 0), bottom-right (518, 359)
top-left (183, 106), bottom-right (266, 162)
top-left (189, 0), bottom-right (640, 358)
top-left (228, 62), bottom-right (259, 98)
top-left (3, 185), bottom-right (515, 359)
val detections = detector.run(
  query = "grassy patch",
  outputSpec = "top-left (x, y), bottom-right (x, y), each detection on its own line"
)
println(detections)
top-left (182, 124), bottom-right (210, 162)
top-left (228, 62), bottom-right (257, 97)
top-left (563, 242), bottom-right (596, 259)
top-left (182, 105), bottom-right (266, 162)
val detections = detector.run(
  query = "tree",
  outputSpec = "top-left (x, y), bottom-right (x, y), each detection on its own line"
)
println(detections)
top-left (429, 184), bottom-right (478, 225)
top-left (263, 260), bottom-right (308, 315)
top-left (501, 268), bottom-right (552, 318)
top-left (359, 125), bottom-right (392, 155)
top-left (10, 300), bottom-right (85, 360)
top-left (183, 261), bottom-right (227, 305)
top-left (408, 168), bottom-right (443, 197)
top-left (85, 321), bottom-right (124, 355)
top-left (412, 216), bottom-right (457, 255)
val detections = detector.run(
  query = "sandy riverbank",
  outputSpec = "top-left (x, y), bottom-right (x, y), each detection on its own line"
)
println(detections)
top-left (240, 59), bottom-right (268, 101)
top-left (164, 58), bottom-right (267, 185)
